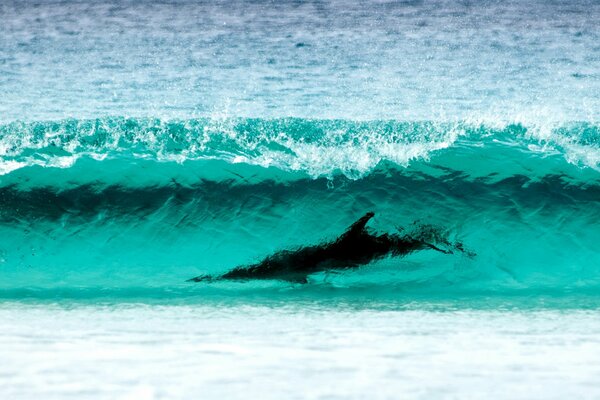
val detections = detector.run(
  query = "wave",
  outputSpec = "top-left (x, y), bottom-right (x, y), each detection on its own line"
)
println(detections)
top-left (1, 117), bottom-right (599, 297)
top-left (1, 117), bottom-right (599, 182)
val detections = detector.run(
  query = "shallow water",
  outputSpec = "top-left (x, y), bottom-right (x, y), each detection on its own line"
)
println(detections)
top-left (2, 302), bottom-right (600, 399)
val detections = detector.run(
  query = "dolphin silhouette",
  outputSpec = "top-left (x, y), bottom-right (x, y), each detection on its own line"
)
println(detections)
top-left (188, 212), bottom-right (466, 284)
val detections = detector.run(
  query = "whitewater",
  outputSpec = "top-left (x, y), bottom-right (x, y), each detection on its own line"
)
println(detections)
top-left (1, 0), bottom-right (600, 398)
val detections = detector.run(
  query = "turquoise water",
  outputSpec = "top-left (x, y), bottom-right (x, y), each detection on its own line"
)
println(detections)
top-left (1, 0), bottom-right (600, 397)
top-left (1, 118), bottom-right (599, 296)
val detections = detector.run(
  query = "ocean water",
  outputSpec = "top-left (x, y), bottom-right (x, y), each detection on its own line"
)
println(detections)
top-left (1, 0), bottom-right (600, 398)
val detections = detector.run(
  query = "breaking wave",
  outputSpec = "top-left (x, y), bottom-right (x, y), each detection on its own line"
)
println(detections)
top-left (1, 117), bottom-right (599, 297)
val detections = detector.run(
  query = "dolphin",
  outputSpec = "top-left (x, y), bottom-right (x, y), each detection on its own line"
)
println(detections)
top-left (188, 212), bottom-right (467, 284)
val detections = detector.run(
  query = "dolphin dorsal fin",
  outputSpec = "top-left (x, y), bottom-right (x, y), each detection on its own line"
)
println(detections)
top-left (344, 212), bottom-right (375, 237)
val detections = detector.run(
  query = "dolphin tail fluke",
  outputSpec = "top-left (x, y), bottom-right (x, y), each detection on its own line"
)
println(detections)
top-left (421, 239), bottom-right (476, 258)
top-left (422, 242), bottom-right (453, 254)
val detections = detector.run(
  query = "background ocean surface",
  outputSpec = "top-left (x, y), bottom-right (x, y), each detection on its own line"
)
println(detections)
top-left (1, 0), bottom-right (600, 398)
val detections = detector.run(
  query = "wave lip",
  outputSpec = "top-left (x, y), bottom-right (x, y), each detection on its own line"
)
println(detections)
top-left (1, 117), bottom-right (599, 181)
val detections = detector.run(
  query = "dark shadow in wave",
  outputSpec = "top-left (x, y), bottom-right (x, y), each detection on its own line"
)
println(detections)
top-left (1, 171), bottom-right (600, 223)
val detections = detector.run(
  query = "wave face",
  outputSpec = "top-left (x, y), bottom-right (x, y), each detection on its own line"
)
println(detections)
top-left (1, 117), bottom-right (599, 297)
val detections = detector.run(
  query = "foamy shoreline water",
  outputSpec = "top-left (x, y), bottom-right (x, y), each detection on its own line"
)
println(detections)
top-left (1, 303), bottom-right (600, 399)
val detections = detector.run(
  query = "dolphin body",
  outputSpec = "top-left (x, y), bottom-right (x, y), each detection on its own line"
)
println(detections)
top-left (188, 212), bottom-right (461, 284)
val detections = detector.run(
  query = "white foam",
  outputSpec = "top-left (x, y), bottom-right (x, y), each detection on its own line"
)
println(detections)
top-left (0, 117), bottom-right (598, 178)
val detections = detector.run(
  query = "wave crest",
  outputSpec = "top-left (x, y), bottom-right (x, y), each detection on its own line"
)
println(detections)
top-left (1, 117), bottom-right (599, 179)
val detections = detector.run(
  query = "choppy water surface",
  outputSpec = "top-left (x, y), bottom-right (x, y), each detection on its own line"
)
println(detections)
top-left (1, 0), bottom-right (600, 398)
top-left (1, 0), bottom-right (600, 121)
